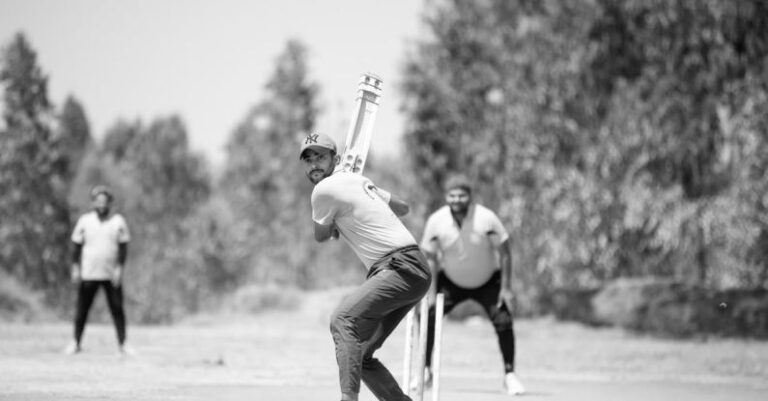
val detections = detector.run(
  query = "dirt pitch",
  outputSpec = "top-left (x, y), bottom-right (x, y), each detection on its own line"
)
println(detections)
top-left (1, 290), bottom-right (767, 400)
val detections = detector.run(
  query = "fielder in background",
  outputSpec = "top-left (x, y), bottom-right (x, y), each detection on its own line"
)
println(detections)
top-left (420, 174), bottom-right (525, 395)
top-left (300, 132), bottom-right (431, 401)
top-left (65, 185), bottom-right (132, 355)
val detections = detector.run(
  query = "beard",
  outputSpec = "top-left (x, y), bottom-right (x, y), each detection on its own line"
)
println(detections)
top-left (449, 202), bottom-right (469, 214)
top-left (95, 207), bottom-right (110, 218)
top-left (307, 168), bottom-right (329, 184)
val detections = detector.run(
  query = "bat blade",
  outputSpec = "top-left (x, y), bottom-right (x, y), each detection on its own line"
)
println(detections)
top-left (338, 73), bottom-right (383, 174)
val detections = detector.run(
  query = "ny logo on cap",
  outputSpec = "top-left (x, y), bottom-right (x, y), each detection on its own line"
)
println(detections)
top-left (305, 134), bottom-right (319, 144)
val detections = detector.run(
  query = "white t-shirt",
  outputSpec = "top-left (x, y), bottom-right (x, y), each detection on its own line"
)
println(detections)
top-left (71, 211), bottom-right (131, 280)
top-left (311, 172), bottom-right (417, 269)
top-left (420, 204), bottom-right (509, 289)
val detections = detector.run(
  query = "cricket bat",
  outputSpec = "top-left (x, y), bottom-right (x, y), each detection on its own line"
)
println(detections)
top-left (337, 73), bottom-right (383, 174)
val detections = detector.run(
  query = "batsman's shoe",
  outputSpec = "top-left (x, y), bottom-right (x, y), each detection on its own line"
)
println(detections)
top-left (63, 341), bottom-right (81, 355)
top-left (504, 372), bottom-right (525, 395)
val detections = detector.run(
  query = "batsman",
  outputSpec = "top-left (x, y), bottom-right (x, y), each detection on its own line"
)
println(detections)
top-left (300, 75), bottom-right (431, 401)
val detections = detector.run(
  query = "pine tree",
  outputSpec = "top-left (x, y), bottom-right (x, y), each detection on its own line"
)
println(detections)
top-left (221, 39), bottom-right (358, 289)
top-left (57, 95), bottom-right (92, 186)
top-left (0, 32), bottom-right (71, 301)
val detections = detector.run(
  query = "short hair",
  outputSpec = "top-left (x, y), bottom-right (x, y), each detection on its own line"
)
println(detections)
top-left (90, 185), bottom-right (114, 202)
top-left (443, 174), bottom-right (472, 194)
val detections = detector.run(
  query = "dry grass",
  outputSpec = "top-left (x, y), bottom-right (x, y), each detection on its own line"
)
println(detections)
top-left (1, 288), bottom-right (767, 400)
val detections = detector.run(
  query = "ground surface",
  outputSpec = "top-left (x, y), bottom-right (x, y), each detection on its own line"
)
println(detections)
top-left (1, 290), bottom-right (767, 401)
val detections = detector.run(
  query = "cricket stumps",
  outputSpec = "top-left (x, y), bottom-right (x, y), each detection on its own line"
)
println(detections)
top-left (402, 293), bottom-right (445, 401)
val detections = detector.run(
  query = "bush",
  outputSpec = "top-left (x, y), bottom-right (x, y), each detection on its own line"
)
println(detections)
top-left (591, 278), bottom-right (768, 338)
top-left (591, 277), bottom-right (679, 328)
top-left (0, 272), bottom-right (52, 322)
top-left (542, 287), bottom-right (602, 325)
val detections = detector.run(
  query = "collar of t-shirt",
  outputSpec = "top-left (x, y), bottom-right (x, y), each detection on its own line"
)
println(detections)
top-left (449, 203), bottom-right (475, 229)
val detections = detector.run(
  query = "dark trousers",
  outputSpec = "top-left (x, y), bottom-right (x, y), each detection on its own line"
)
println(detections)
top-left (74, 280), bottom-right (126, 346)
top-left (426, 270), bottom-right (517, 373)
top-left (330, 245), bottom-right (431, 401)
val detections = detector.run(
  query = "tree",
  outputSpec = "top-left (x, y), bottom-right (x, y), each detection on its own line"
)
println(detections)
top-left (585, 0), bottom-right (768, 286)
top-left (401, 0), bottom-right (604, 306)
top-left (72, 115), bottom-right (215, 322)
top-left (220, 39), bottom-right (360, 289)
top-left (0, 32), bottom-right (71, 302)
top-left (400, 0), bottom-right (768, 304)
top-left (57, 95), bottom-right (92, 187)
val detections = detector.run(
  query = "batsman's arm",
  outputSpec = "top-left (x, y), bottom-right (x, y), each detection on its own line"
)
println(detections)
top-left (373, 186), bottom-right (409, 216)
top-left (388, 194), bottom-right (409, 216)
top-left (314, 221), bottom-right (337, 242)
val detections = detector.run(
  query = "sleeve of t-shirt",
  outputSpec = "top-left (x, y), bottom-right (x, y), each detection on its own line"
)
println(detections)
top-left (311, 183), bottom-right (338, 225)
top-left (486, 210), bottom-right (509, 243)
top-left (372, 186), bottom-right (391, 204)
top-left (116, 215), bottom-right (131, 243)
top-left (419, 213), bottom-right (439, 253)
top-left (71, 216), bottom-right (85, 244)
top-left (363, 178), bottom-right (391, 204)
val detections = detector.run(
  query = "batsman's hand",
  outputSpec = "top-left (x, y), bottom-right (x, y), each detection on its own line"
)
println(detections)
top-left (111, 265), bottom-right (123, 287)
top-left (70, 263), bottom-right (81, 284)
top-left (330, 225), bottom-right (340, 240)
top-left (497, 288), bottom-right (515, 313)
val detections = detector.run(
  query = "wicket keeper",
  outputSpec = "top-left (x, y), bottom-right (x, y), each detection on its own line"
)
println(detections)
top-left (421, 174), bottom-right (525, 395)
top-left (300, 132), bottom-right (431, 401)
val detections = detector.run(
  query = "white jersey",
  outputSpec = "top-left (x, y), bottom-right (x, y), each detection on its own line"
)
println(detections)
top-left (71, 211), bottom-right (131, 280)
top-left (420, 204), bottom-right (508, 288)
top-left (311, 172), bottom-right (417, 269)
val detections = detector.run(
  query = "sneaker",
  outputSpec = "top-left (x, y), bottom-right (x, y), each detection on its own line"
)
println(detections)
top-left (119, 344), bottom-right (137, 356)
top-left (504, 372), bottom-right (525, 395)
top-left (63, 341), bottom-right (81, 355)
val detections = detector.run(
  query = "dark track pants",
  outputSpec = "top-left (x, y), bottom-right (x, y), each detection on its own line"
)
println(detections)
top-left (425, 270), bottom-right (517, 373)
top-left (330, 245), bottom-right (431, 401)
top-left (74, 280), bottom-right (126, 346)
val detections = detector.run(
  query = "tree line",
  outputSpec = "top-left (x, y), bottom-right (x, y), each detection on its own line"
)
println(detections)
top-left (401, 0), bottom-right (768, 311)
top-left (2, 0), bottom-right (767, 323)
top-left (0, 34), bottom-right (364, 322)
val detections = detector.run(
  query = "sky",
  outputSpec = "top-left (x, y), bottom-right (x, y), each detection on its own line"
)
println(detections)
top-left (0, 0), bottom-right (426, 167)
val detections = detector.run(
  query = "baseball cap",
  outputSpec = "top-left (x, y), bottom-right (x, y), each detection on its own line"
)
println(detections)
top-left (299, 132), bottom-right (337, 159)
